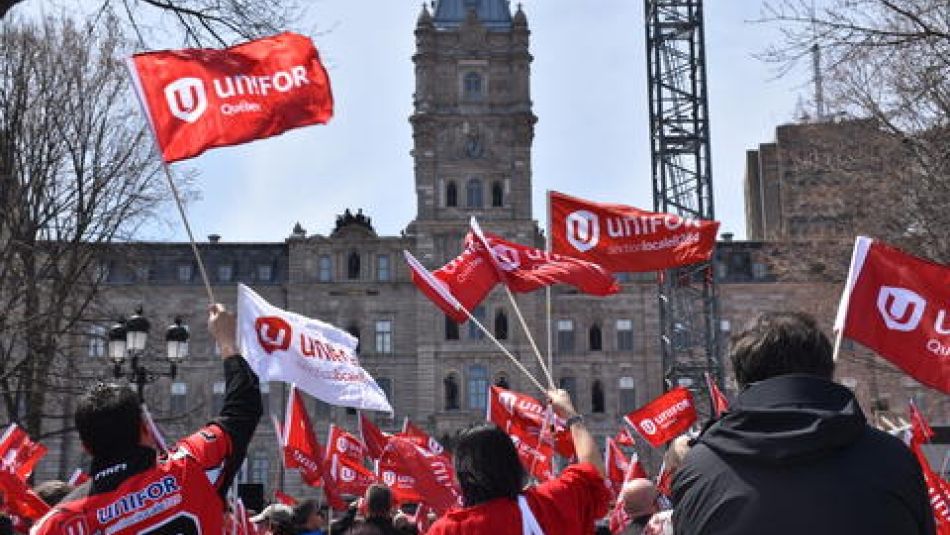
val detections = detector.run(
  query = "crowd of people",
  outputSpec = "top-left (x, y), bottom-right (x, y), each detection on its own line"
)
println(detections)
top-left (9, 307), bottom-right (937, 534)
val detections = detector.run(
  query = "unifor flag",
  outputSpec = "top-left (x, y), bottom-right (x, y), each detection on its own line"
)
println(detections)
top-left (0, 424), bottom-right (47, 480)
top-left (604, 438), bottom-right (630, 499)
top-left (401, 420), bottom-right (451, 462)
top-left (488, 385), bottom-right (575, 458)
top-left (549, 190), bottom-right (719, 272)
top-left (324, 425), bottom-right (376, 507)
top-left (282, 385), bottom-right (324, 486)
top-left (468, 218), bottom-right (619, 296)
top-left (909, 399), bottom-right (935, 446)
top-left (128, 32), bottom-right (333, 163)
top-left (705, 372), bottom-right (730, 418)
top-left (237, 284), bottom-right (392, 412)
top-left (624, 387), bottom-right (697, 448)
top-left (359, 413), bottom-right (392, 460)
top-left (834, 236), bottom-right (950, 393)
top-left (0, 469), bottom-right (49, 520)
top-left (377, 437), bottom-right (462, 515)
top-left (404, 249), bottom-right (497, 324)
top-left (910, 439), bottom-right (950, 533)
top-left (613, 428), bottom-right (636, 447)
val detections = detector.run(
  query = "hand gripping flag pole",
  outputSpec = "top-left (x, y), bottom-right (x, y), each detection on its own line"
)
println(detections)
top-left (125, 58), bottom-right (215, 304)
top-left (404, 250), bottom-right (546, 393)
top-left (470, 217), bottom-right (556, 390)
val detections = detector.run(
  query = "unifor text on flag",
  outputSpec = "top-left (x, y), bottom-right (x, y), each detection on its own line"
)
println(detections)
top-left (834, 236), bottom-right (950, 393)
top-left (549, 190), bottom-right (719, 273)
top-left (128, 32), bottom-right (333, 162)
top-left (623, 387), bottom-right (697, 448)
top-left (237, 284), bottom-right (392, 412)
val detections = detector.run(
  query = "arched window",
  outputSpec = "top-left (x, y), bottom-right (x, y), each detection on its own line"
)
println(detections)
top-left (591, 380), bottom-right (605, 413)
top-left (466, 178), bottom-right (483, 208)
top-left (469, 305), bottom-right (486, 340)
top-left (347, 324), bottom-right (360, 353)
top-left (463, 72), bottom-right (482, 100)
top-left (491, 181), bottom-right (504, 207)
top-left (494, 309), bottom-right (509, 340)
top-left (446, 181), bottom-right (458, 207)
top-left (494, 374), bottom-right (510, 389)
top-left (468, 364), bottom-right (489, 410)
top-left (589, 324), bottom-right (603, 351)
top-left (347, 251), bottom-right (360, 280)
top-left (444, 374), bottom-right (460, 411)
top-left (445, 315), bottom-right (459, 341)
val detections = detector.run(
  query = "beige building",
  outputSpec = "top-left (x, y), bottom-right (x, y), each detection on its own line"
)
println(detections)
top-left (34, 1), bottom-right (946, 497)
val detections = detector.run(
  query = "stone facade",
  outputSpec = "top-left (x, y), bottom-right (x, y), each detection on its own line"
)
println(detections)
top-left (35, 2), bottom-right (947, 496)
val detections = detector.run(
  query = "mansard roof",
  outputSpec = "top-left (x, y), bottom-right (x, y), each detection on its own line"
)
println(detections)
top-left (432, 0), bottom-right (512, 30)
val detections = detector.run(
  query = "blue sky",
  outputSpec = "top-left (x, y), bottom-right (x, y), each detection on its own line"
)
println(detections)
top-left (34, 1), bottom-right (814, 242)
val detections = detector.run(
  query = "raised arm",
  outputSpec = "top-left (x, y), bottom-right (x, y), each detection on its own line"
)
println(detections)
top-left (547, 389), bottom-right (605, 477)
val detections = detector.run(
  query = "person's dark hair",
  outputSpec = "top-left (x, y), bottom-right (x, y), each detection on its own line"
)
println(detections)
top-left (365, 484), bottom-right (392, 517)
top-left (292, 499), bottom-right (320, 527)
top-left (454, 424), bottom-right (525, 507)
top-left (75, 383), bottom-right (142, 458)
top-left (33, 480), bottom-right (75, 506)
top-left (730, 311), bottom-right (834, 388)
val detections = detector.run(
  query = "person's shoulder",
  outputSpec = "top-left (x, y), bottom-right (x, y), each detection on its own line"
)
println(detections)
top-left (855, 426), bottom-right (920, 471)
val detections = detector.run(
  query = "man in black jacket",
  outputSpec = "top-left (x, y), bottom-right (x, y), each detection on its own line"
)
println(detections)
top-left (672, 312), bottom-right (935, 535)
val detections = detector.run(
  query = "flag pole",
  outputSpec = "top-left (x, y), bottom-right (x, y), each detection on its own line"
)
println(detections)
top-left (462, 306), bottom-right (547, 394)
top-left (545, 190), bottom-right (554, 385)
top-left (504, 286), bottom-right (556, 389)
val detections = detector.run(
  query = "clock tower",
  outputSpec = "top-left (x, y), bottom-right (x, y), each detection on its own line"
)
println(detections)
top-left (409, 0), bottom-right (537, 262)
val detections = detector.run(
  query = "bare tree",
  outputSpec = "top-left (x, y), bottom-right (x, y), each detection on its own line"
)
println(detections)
top-left (0, 16), bottom-right (168, 437)
top-left (759, 0), bottom-right (950, 263)
top-left (0, 0), bottom-right (302, 46)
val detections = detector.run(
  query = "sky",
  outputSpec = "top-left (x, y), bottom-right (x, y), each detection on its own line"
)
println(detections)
top-left (22, 1), bottom-right (814, 242)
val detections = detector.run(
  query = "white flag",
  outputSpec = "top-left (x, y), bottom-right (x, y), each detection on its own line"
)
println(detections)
top-left (237, 284), bottom-right (392, 413)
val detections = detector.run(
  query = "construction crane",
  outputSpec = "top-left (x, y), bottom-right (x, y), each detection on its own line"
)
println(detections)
top-left (644, 0), bottom-right (723, 405)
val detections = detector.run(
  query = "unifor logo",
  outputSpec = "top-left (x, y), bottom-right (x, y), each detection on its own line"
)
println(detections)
top-left (565, 210), bottom-right (599, 252)
top-left (255, 316), bottom-right (292, 354)
top-left (164, 77), bottom-right (208, 123)
top-left (639, 419), bottom-right (657, 436)
top-left (498, 391), bottom-right (516, 413)
top-left (382, 470), bottom-right (396, 486)
top-left (877, 286), bottom-right (926, 332)
top-left (428, 437), bottom-right (444, 455)
top-left (491, 243), bottom-right (520, 272)
top-left (340, 466), bottom-right (356, 482)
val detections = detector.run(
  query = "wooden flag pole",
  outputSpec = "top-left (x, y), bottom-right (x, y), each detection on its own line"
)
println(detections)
top-left (462, 306), bottom-right (547, 394)
top-left (503, 286), bottom-right (556, 389)
top-left (161, 163), bottom-right (215, 304)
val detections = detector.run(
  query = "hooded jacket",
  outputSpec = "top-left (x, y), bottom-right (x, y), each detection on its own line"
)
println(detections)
top-left (671, 374), bottom-right (935, 535)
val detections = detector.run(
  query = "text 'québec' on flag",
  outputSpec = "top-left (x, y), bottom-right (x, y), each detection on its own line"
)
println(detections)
top-left (237, 284), bottom-right (392, 413)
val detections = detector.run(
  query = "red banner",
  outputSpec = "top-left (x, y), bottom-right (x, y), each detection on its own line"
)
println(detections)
top-left (0, 470), bottom-right (49, 521)
top-left (836, 237), bottom-right (950, 393)
top-left (0, 424), bottom-right (47, 481)
top-left (377, 437), bottom-right (461, 515)
top-left (624, 387), bottom-right (697, 448)
top-left (509, 433), bottom-right (555, 482)
top-left (549, 191), bottom-right (719, 272)
top-left (400, 421), bottom-right (451, 463)
top-left (468, 221), bottom-right (619, 296)
top-left (324, 425), bottom-right (376, 505)
top-left (129, 32), bottom-right (333, 162)
top-left (283, 386), bottom-right (324, 486)
top-left (405, 249), bottom-right (497, 324)
top-left (488, 386), bottom-right (575, 458)
top-left (604, 438), bottom-right (629, 499)
top-left (359, 413), bottom-right (391, 460)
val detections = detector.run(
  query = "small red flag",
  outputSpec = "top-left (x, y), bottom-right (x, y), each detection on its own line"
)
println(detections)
top-left (0, 424), bottom-right (47, 481)
top-left (359, 413), bottom-right (392, 460)
top-left (910, 440), bottom-right (950, 533)
top-left (836, 237), bottom-right (950, 393)
top-left (549, 190), bottom-right (719, 272)
top-left (404, 249), bottom-right (496, 324)
top-left (909, 400), bottom-right (935, 447)
top-left (624, 387), bottom-right (697, 448)
top-left (324, 425), bottom-right (376, 507)
top-left (468, 220), bottom-right (620, 296)
top-left (705, 373), bottom-right (730, 418)
top-left (613, 428), bottom-right (636, 447)
top-left (283, 385), bottom-right (324, 486)
top-left (0, 470), bottom-right (49, 520)
top-left (604, 438), bottom-right (630, 499)
top-left (400, 420), bottom-right (450, 461)
top-left (377, 437), bottom-right (461, 515)
top-left (488, 386), bottom-right (575, 458)
top-left (128, 32), bottom-right (333, 163)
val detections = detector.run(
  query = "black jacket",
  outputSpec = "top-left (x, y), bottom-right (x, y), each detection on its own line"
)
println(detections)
top-left (671, 374), bottom-right (935, 535)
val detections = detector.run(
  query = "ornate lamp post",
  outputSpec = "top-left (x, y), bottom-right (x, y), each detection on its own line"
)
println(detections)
top-left (108, 309), bottom-right (189, 402)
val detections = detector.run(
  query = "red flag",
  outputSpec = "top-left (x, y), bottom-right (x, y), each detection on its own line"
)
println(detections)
top-left (627, 451), bottom-right (649, 481)
top-left (488, 386), bottom-right (575, 458)
top-left (0, 424), bottom-right (46, 481)
top-left (624, 387), bottom-right (697, 448)
top-left (655, 460), bottom-right (675, 498)
top-left (909, 400), bottom-right (936, 446)
top-left (508, 431), bottom-right (555, 482)
top-left (608, 500), bottom-right (631, 535)
top-left (324, 425), bottom-right (376, 504)
top-left (549, 190), bottom-right (719, 272)
top-left (377, 437), bottom-right (461, 515)
top-left (705, 373), bottom-right (730, 418)
top-left (836, 237), bottom-right (950, 393)
top-left (283, 385), bottom-right (325, 486)
top-left (128, 32), bottom-right (333, 163)
top-left (0, 470), bottom-right (49, 520)
top-left (404, 249), bottom-right (497, 324)
top-left (409, 503), bottom-right (434, 535)
top-left (274, 490), bottom-right (298, 506)
top-left (360, 413), bottom-right (392, 460)
top-left (613, 428), bottom-right (636, 447)
top-left (911, 441), bottom-right (950, 533)
top-left (604, 438), bottom-right (630, 499)
top-left (468, 220), bottom-right (619, 296)
top-left (400, 420), bottom-right (450, 461)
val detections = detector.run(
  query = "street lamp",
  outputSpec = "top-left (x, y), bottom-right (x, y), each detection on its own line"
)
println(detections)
top-left (107, 309), bottom-right (189, 402)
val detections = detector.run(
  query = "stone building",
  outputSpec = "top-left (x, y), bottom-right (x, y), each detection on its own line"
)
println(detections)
top-left (35, 1), bottom-right (946, 496)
